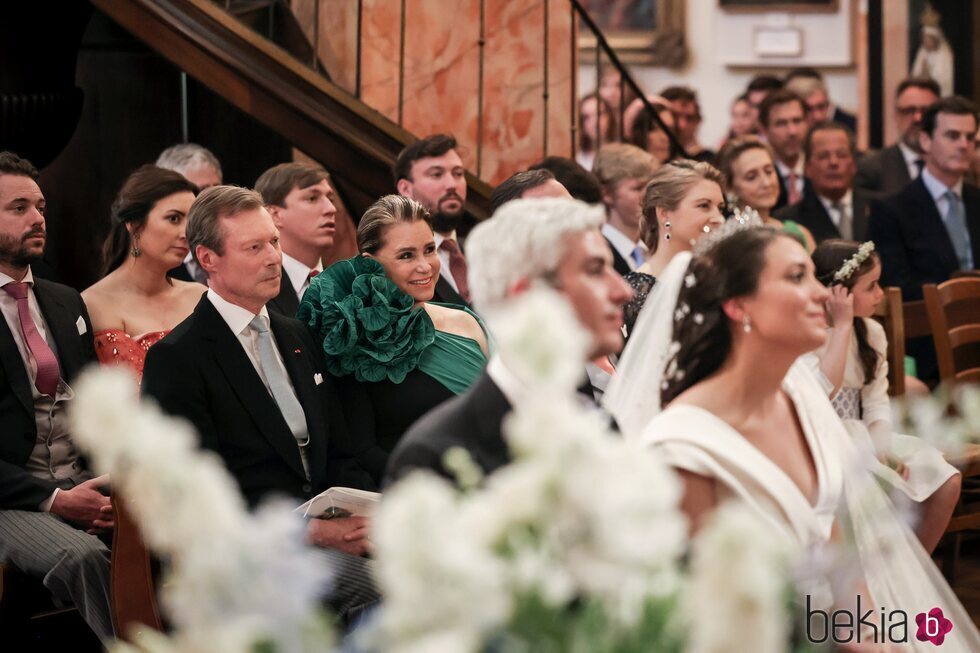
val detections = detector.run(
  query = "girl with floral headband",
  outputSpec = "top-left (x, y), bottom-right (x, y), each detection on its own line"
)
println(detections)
top-left (807, 239), bottom-right (960, 553)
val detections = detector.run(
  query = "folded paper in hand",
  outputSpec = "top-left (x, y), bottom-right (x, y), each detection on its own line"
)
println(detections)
top-left (296, 487), bottom-right (381, 519)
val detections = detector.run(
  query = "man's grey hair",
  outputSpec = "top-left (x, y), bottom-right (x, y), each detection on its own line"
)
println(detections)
top-left (466, 198), bottom-right (604, 309)
top-left (187, 185), bottom-right (265, 263)
top-left (156, 143), bottom-right (223, 178)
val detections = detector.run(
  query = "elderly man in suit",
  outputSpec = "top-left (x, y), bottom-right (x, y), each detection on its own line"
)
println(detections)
top-left (869, 96), bottom-right (980, 300)
top-left (775, 122), bottom-right (871, 243)
top-left (142, 185), bottom-right (378, 619)
top-left (856, 78), bottom-right (941, 198)
top-left (385, 198), bottom-right (632, 486)
top-left (394, 134), bottom-right (471, 306)
top-left (0, 152), bottom-right (112, 641)
top-left (255, 162), bottom-right (337, 317)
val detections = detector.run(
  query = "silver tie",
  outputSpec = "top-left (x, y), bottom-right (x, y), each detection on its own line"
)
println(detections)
top-left (943, 190), bottom-right (973, 270)
top-left (834, 201), bottom-right (852, 240)
top-left (249, 315), bottom-right (311, 479)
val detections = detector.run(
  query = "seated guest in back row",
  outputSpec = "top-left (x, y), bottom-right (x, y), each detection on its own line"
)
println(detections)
top-left (156, 143), bottom-right (223, 283)
top-left (142, 186), bottom-right (378, 619)
top-left (394, 134), bottom-right (471, 306)
top-left (255, 162), bottom-right (338, 317)
top-left (774, 122), bottom-right (872, 244)
top-left (82, 165), bottom-right (205, 383)
top-left (0, 152), bottom-right (113, 642)
top-left (528, 156), bottom-right (603, 204)
top-left (299, 195), bottom-right (489, 486)
top-left (593, 143), bottom-right (659, 277)
top-left (489, 169), bottom-right (570, 214)
top-left (385, 198), bottom-right (633, 486)
top-left (870, 95), bottom-right (980, 299)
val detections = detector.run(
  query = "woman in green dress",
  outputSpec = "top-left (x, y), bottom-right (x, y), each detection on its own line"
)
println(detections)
top-left (717, 135), bottom-right (817, 252)
top-left (299, 195), bottom-right (489, 484)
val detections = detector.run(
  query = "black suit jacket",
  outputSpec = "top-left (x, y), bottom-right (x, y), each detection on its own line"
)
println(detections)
top-left (774, 185), bottom-right (871, 243)
top-left (0, 278), bottom-right (95, 510)
top-left (604, 236), bottom-right (632, 277)
top-left (432, 275), bottom-right (469, 307)
top-left (142, 297), bottom-right (375, 507)
top-left (383, 370), bottom-right (511, 487)
top-left (167, 263), bottom-right (194, 282)
top-left (267, 275), bottom-right (300, 318)
top-left (855, 144), bottom-right (913, 199)
top-left (773, 164), bottom-right (794, 212)
top-left (869, 177), bottom-right (980, 300)
top-left (832, 107), bottom-right (857, 134)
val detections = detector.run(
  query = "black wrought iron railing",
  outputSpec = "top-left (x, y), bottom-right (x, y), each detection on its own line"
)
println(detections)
top-left (219, 0), bottom-right (684, 176)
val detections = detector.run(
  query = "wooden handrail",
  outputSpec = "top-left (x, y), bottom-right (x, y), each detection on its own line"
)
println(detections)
top-left (92, 0), bottom-right (492, 220)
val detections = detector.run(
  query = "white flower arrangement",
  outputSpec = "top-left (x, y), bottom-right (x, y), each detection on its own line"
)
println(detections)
top-left (68, 368), bottom-right (335, 653)
top-left (368, 288), bottom-right (803, 653)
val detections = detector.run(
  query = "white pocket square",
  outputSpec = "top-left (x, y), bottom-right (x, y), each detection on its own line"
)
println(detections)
top-left (76, 316), bottom-right (87, 335)
top-left (314, 373), bottom-right (324, 386)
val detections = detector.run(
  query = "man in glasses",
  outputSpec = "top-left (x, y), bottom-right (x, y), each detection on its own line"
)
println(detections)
top-left (856, 77), bottom-right (941, 198)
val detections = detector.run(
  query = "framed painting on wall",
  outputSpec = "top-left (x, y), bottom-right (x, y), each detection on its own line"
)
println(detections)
top-left (577, 0), bottom-right (687, 67)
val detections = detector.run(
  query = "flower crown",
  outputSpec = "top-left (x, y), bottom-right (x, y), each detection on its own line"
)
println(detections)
top-left (692, 205), bottom-right (764, 256)
top-left (832, 241), bottom-right (875, 283)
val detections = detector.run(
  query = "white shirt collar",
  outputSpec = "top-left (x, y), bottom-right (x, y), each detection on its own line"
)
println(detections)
top-left (280, 252), bottom-right (321, 296)
top-left (921, 166), bottom-right (963, 201)
top-left (434, 230), bottom-right (458, 248)
top-left (0, 266), bottom-right (34, 288)
top-left (897, 141), bottom-right (921, 167)
top-left (485, 355), bottom-right (524, 408)
top-left (817, 189), bottom-right (853, 216)
top-left (207, 288), bottom-right (269, 336)
top-left (600, 223), bottom-right (641, 268)
top-left (775, 156), bottom-right (804, 178)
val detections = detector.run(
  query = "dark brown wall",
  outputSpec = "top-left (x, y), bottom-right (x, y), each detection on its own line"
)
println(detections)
top-left (33, 9), bottom-right (292, 291)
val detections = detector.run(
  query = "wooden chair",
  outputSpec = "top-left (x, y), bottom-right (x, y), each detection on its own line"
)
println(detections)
top-left (872, 287), bottom-right (907, 396)
top-left (110, 489), bottom-right (163, 642)
top-left (922, 278), bottom-right (980, 384)
top-left (941, 443), bottom-right (980, 578)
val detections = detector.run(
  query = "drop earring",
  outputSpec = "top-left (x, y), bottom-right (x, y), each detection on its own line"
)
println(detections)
top-left (664, 220), bottom-right (672, 241)
top-left (742, 315), bottom-right (751, 333)
top-left (131, 233), bottom-right (142, 258)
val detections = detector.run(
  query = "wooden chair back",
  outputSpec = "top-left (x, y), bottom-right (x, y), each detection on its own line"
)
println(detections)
top-left (110, 489), bottom-right (163, 640)
top-left (922, 278), bottom-right (980, 384)
top-left (872, 287), bottom-right (906, 396)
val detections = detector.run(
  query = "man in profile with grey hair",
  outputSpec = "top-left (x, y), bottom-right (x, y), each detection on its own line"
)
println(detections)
top-left (157, 143), bottom-right (224, 283)
top-left (384, 198), bottom-right (632, 486)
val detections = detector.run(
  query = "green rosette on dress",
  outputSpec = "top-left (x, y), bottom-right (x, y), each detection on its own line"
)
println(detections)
top-left (297, 256), bottom-right (435, 383)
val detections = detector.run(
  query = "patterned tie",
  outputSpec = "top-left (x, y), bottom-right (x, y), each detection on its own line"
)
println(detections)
top-left (439, 238), bottom-right (471, 302)
top-left (630, 245), bottom-right (646, 268)
top-left (787, 171), bottom-right (802, 205)
top-left (2, 282), bottom-right (61, 396)
top-left (248, 315), bottom-right (311, 478)
top-left (942, 190), bottom-right (973, 270)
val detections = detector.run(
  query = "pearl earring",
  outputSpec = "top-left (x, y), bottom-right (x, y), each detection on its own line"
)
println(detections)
top-left (664, 220), bottom-right (672, 241)
top-left (742, 315), bottom-right (751, 333)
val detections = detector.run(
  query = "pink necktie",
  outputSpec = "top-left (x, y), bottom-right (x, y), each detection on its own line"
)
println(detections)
top-left (787, 171), bottom-right (802, 205)
top-left (438, 239), bottom-right (471, 303)
top-left (3, 282), bottom-right (61, 396)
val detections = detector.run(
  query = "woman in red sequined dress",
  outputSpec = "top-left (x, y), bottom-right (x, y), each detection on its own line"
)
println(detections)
top-left (83, 166), bottom-right (206, 382)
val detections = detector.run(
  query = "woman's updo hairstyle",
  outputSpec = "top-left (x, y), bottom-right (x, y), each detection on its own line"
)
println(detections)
top-left (357, 194), bottom-right (432, 255)
top-left (811, 239), bottom-right (882, 384)
top-left (639, 159), bottom-right (725, 253)
top-left (103, 165), bottom-right (199, 276)
top-left (661, 226), bottom-right (797, 405)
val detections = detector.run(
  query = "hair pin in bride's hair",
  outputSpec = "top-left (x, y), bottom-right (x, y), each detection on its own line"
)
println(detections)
top-left (692, 205), bottom-right (764, 256)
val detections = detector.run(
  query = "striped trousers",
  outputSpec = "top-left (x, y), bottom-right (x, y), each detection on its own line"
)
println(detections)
top-left (0, 510), bottom-right (113, 642)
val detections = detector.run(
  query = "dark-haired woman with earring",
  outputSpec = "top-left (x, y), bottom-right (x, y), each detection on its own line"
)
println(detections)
top-left (82, 165), bottom-right (205, 383)
top-left (606, 225), bottom-right (980, 652)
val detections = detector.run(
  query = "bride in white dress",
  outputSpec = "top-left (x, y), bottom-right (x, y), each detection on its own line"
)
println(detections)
top-left (605, 223), bottom-right (979, 652)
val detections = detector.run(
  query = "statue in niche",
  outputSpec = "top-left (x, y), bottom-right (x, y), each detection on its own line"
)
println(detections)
top-left (910, 3), bottom-right (954, 95)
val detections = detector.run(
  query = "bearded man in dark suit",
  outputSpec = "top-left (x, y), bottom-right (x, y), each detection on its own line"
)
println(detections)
top-left (0, 152), bottom-right (113, 642)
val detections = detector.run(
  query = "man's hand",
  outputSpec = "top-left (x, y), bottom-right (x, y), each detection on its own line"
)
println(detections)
top-left (825, 284), bottom-right (854, 328)
top-left (307, 516), bottom-right (371, 556)
top-left (50, 476), bottom-right (113, 532)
